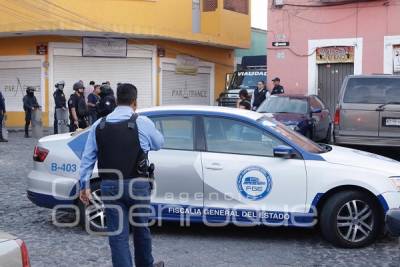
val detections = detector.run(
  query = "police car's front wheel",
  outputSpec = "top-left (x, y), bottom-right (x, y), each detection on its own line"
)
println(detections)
top-left (320, 191), bottom-right (383, 248)
top-left (78, 180), bottom-right (108, 233)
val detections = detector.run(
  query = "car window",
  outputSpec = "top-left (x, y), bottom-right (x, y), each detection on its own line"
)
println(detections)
top-left (151, 116), bottom-right (194, 150)
top-left (230, 71), bottom-right (267, 90)
top-left (343, 78), bottom-right (400, 104)
top-left (257, 96), bottom-right (308, 114)
top-left (203, 117), bottom-right (284, 157)
top-left (257, 116), bottom-right (325, 154)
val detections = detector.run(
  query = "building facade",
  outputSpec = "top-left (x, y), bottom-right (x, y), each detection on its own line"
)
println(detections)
top-left (0, 0), bottom-right (251, 127)
top-left (267, 0), bottom-right (400, 112)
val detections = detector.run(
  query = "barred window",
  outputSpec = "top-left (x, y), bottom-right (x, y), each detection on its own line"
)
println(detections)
top-left (203, 0), bottom-right (218, 12)
top-left (224, 0), bottom-right (249, 14)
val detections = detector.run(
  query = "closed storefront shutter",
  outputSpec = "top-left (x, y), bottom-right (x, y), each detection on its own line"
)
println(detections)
top-left (53, 56), bottom-right (153, 109)
top-left (0, 60), bottom-right (42, 112)
top-left (161, 62), bottom-right (212, 105)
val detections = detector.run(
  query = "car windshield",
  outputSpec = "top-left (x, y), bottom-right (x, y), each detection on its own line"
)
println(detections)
top-left (343, 77), bottom-right (400, 104)
top-left (257, 116), bottom-right (325, 154)
top-left (258, 96), bottom-right (308, 114)
top-left (230, 71), bottom-right (266, 90)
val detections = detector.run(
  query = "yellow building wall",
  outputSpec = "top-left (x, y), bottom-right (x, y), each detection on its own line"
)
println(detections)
top-left (0, 0), bottom-right (250, 49)
top-left (1, 36), bottom-right (233, 127)
top-left (201, 0), bottom-right (251, 48)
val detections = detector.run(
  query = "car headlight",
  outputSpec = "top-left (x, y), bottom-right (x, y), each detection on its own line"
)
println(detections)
top-left (390, 177), bottom-right (400, 191)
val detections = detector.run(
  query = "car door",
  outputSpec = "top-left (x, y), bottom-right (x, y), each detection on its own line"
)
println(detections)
top-left (201, 116), bottom-right (308, 225)
top-left (148, 115), bottom-right (203, 217)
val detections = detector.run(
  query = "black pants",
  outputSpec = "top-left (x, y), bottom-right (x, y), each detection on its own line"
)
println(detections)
top-left (25, 111), bottom-right (32, 136)
top-left (0, 113), bottom-right (3, 138)
top-left (53, 112), bottom-right (58, 134)
top-left (25, 119), bottom-right (31, 136)
top-left (88, 111), bottom-right (97, 125)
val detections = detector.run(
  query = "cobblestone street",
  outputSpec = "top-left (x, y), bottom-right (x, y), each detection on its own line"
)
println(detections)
top-left (1, 132), bottom-right (400, 267)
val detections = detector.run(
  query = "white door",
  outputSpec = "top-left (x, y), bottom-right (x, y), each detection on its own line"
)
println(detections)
top-left (53, 56), bottom-right (153, 109)
top-left (0, 60), bottom-right (42, 112)
top-left (161, 62), bottom-right (212, 105)
top-left (201, 116), bottom-right (308, 225)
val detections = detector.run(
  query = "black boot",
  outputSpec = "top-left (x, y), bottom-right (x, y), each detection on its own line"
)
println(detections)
top-left (0, 131), bottom-right (7, 142)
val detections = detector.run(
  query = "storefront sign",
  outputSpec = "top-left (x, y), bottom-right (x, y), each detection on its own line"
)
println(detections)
top-left (171, 89), bottom-right (208, 98)
top-left (82, 37), bottom-right (127, 58)
top-left (157, 47), bottom-right (166, 57)
top-left (316, 46), bottom-right (354, 64)
top-left (36, 44), bottom-right (48, 55)
top-left (175, 55), bottom-right (199, 75)
top-left (393, 45), bottom-right (400, 73)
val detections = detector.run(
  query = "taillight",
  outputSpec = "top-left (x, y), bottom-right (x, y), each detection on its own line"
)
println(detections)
top-left (33, 146), bottom-right (49, 162)
top-left (15, 239), bottom-right (30, 267)
top-left (334, 107), bottom-right (340, 125)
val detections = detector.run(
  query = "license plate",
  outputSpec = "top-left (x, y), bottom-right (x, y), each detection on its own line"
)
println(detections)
top-left (384, 118), bottom-right (400, 127)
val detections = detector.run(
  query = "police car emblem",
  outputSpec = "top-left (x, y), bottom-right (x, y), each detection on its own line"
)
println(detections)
top-left (237, 166), bottom-right (272, 201)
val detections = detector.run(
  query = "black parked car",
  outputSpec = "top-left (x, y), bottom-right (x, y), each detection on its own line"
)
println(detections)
top-left (257, 95), bottom-right (332, 143)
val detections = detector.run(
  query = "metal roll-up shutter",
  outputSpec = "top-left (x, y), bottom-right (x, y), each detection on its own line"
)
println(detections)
top-left (161, 62), bottom-right (211, 105)
top-left (0, 60), bottom-right (41, 112)
top-left (53, 56), bottom-right (153, 108)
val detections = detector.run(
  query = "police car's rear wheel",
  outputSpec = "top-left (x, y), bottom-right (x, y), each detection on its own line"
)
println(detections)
top-left (78, 181), bottom-right (108, 233)
top-left (320, 191), bottom-right (383, 248)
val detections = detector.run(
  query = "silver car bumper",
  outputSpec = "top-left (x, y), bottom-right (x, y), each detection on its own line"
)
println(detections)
top-left (334, 135), bottom-right (400, 147)
top-left (386, 209), bottom-right (400, 236)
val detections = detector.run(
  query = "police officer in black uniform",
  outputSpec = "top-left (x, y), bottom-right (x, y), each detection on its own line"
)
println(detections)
top-left (251, 80), bottom-right (269, 111)
top-left (271, 77), bottom-right (285, 95)
top-left (0, 90), bottom-right (7, 142)
top-left (68, 82), bottom-right (88, 132)
top-left (53, 81), bottom-right (67, 134)
top-left (23, 87), bottom-right (40, 138)
top-left (97, 84), bottom-right (116, 118)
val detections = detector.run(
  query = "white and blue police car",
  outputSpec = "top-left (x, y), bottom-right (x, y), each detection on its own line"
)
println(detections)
top-left (27, 106), bottom-right (400, 248)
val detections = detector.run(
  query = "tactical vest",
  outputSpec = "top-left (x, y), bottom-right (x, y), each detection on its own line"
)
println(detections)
top-left (252, 89), bottom-right (267, 108)
top-left (95, 114), bottom-right (142, 180)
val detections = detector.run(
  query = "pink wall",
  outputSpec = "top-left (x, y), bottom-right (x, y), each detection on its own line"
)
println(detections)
top-left (267, 0), bottom-right (400, 95)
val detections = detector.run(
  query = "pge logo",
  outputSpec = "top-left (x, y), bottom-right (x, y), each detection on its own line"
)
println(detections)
top-left (237, 166), bottom-right (272, 201)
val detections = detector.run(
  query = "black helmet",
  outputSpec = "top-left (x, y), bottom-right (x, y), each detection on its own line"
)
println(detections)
top-left (26, 86), bottom-right (35, 94)
top-left (73, 82), bottom-right (84, 91)
top-left (55, 80), bottom-right (65, 88)
top-left (100, 84), bottom-right (112, 96)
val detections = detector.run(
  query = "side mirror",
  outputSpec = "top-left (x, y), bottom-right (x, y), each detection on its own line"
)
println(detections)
top-left (273, 145), bottom-right (295, 159)
top-left (311, 107), bottom-right (322, 114)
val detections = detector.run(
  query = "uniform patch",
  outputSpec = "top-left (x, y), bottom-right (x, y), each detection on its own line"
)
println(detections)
top-left (237, 166), bottom-right (272, 201)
